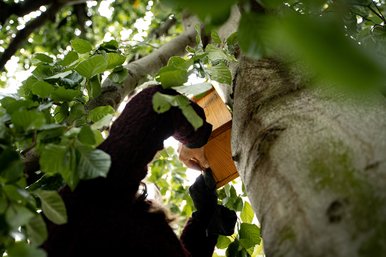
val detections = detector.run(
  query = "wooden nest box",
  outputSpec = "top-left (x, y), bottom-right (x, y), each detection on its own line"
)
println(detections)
top-left (195, 88), bottom-right (239, 188)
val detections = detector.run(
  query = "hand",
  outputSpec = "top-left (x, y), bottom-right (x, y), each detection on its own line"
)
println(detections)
top-left (178, 143), bottom-right (210, 171)
top-left (189, 170), bottom-right (217, 218)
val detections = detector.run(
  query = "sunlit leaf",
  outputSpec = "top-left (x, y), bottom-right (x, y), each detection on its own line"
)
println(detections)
top-left (240, 201), bottom-right (254, 223)
top-left (71, 38), bottom-right (93, 54)
top-left (217, 235), bottom-right (232, 249)
top-left (206, 63), bottom-right (232, 84)
top-left (180, 104), bottom-right (203, 130)
top-left (173, 82), bottom-right (213, 98)
top-left (75, 55), bottom-right (108, 79)
top-left (59, 51), bottom-right (79, 66)
top-left (87, 105), bottom-right (115, 122)
top-left (105, 53), bottom-right (126, 69)
top-left (239, 223), bottom-right (261, 249)
top-left (78, 125), bottom-right (96, 145)
top-left (152, 92), bottom-right (173, 113)
top-left (33, 53), bottom-right (53, 64)
top-left (206, 44), bottom-right (229, 64)
top-left (157, 66), bottom-right (188, 88)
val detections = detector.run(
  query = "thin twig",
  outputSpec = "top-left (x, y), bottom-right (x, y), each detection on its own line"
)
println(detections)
top-left (368, 4), bottom-right (385, 22)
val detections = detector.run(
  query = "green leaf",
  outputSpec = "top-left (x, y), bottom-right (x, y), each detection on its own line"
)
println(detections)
top-left (53, 105), bottom-right (69, 123)
top-left (180, 104), bottom-right (203, 130)
top-left (29, 81), bottom-right (55, 98)
top-left (226, 32), bottom-right (238, 47)
top-left (90, 114), bottom-right (114, 129)
top-left (3, 185), bottom-right (30, 204)
top-left (275, 14), bottom-right (386, 90)
top-left (153, 92), bottom-right (203, 133)
top-left (58, 71), bottom-right (83, 89)
top-left (59, 51), bottom-right (79, 66)
top-left (26, 214), bottom-right (48, 246)
top-left (50, 87), bottom-right (82, 102)
top-left (226, 240), bottom-right (240, 257)
top-left (33, 53), bottom-right (53, 64)
top-left (108, 67), bottom-right (128, 84)
top-left (206, 44), bottom-right (229, 64)
top-left (32, 64), bottom-right (55, 79)
top-left (239, 223), bottom-right (261, 249)
top-left (7, 241), bottom-right (47, 257)
top-left (240, 201), bottom-right (254, 223)
top-left (152, 92), bottom-right (172, 113)
top-left (35, 190), bottom-right (67, 225)
top-left (217, 235), bottom-right (232, 249)
top-left (238, 13), bottom-right (269, 59)
top-left (0, 97), bottom-right (38, 114)
top-left (71, 38), bottom-right (93, 54)
top-left (67, 103), bottom-right (85, 124)
top-left (258, 0), bottom-right (283, 8)
top-left (162, 0), bottom-right (237, 25)
top-left (11, 110), bottom-right (46, 130)
top-left (105, 52), bottom-right (126, 70)
top-left (211, 31), bottom-right (222, 45)
top-left (156, 66), bottom-right (188, 88)
top-left (78, 125), bottom-right (96, 145)
top-left (98, 40), bottom-right (119, 52)
top-left (75, 55), bottom-right (108, 79)
top-left (87, 75), bottom-right (102, 99)
top-left (39, 144), bottom-right (73, 177)
top-left (167, 56), bottom-right (192, 69)
top-left (0, 148), bottom-right (23, 182)
top-left (87, 105), bottom-right (115, 123)
top-left (207, 63), bottom-right (232, 84)
top-left (45, 70), bottom-right (73, 80)
top-left (173, 82), bottom-right (213, 98)
top-left (5, 204), bottom-right (35, 228)
top-left (77, 147), bottom-right (111, 180)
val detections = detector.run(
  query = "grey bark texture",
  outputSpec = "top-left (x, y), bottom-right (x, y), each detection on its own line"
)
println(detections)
top-left (231, 56), bottom-right (386, 257)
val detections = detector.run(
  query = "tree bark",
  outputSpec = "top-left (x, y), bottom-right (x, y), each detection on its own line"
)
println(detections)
top-left (231, 56), bottom-right (386, 257)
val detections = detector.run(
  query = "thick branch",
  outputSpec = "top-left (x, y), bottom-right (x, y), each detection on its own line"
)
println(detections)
top-left (0, 2), bottom-right (64, 71)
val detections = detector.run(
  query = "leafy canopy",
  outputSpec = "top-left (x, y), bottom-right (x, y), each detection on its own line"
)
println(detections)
top-left (1, 0), bottom-right (386, 257)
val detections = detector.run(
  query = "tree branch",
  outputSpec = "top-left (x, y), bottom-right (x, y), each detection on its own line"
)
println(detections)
top-left (86, 21), bottom-right (199, 110)
top-left (0, 0), bottom-right (52, 25)
top-left (0, 2), bottom-right (64, 71)
top-left (149, 15), bottom-right (177, 38)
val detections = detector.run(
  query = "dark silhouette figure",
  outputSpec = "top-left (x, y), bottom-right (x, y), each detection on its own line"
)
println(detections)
top-left (42, 85), bottom-right (236, 257)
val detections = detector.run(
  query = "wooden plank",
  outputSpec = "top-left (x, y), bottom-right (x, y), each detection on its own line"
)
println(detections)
top-left (195, 89), bottom-right (239, 188)
top-left (204, 124), bottom-right (239, 188)
top-left (195, 88), bottom-right (232, 131)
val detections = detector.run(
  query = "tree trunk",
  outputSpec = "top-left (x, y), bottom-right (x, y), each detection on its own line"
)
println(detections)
top-left (231, 56), bottom-right (386, 257)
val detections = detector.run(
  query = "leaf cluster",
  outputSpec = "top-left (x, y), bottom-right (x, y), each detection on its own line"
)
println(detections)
top-left (0, 38), bottom-right (128, 256)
